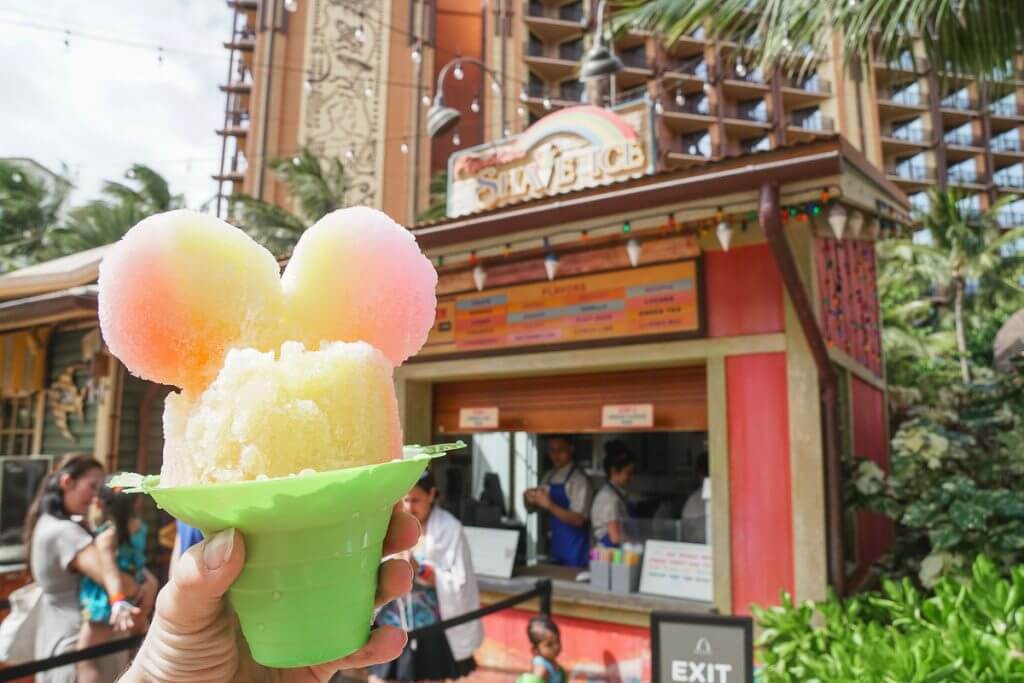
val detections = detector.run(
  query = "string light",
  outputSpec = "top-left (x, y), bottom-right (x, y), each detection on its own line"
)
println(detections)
top-left (453, 64), bottom-right (464, 80)
top-left (452, 131), bottom-right (461, 146)
top-left (517, 105), bottom-right (526, 117)
top-left (622, 221), bottom-right (632, 234)
top-left (503, 243), bottom-right (512, 256)
top-left (304, 78), bottom-right (313, 93)
top-left (364, 83), bottom-right (374, 97)
top-left (400, 141), bottom-right (409, 154)
top-left (422, 94), bottom-right (431, 107)
top-left (411, 45), bottom-right (422, 65)
top-left (354, 15), bottom-right (365, 43)
top-left (655, 99), bottom-right (665, 115)
top-left (491, 80), bottom-right (502, 95)
top-left (580, 230), bottom-right (589, 241)
top-left (520, 87), bottom-right (528, 102)
top-left (63, 29), bottom-right (70, 49)
top-left (667, 213), bottom-right (678, 232)
top-left (284, 0), bottom-right (298, 12)
top-left (542, 96), bottom-right (552, 110)
top-left (503, 127), bottom-right (512, 137)
top-left (344, 146), bottom-right (355, 160)
top-left (675, 89), bottom-right (684, 107)
top-left (469, 250), bottom-right (478, 265)
top-left (470, 97), bottom-right (480, 113)
top-left (157, 46), bottom-right (164, 65)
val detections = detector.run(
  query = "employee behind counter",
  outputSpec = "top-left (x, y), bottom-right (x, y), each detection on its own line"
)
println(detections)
top-left (523, 435), bottom-right (594, 568)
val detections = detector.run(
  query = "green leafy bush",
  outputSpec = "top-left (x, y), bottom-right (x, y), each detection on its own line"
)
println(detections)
top-left (755, 556), bottom-right (1024, 682)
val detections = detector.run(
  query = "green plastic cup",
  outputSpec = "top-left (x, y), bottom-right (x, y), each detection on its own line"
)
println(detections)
top-left (112, 444), bottom-right (460, 668)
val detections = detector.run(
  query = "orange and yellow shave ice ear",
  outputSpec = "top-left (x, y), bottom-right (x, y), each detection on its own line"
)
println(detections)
top-left (98, 209), bottom-right (284, 394)
top-left (281, 206), bottom-right (438, 366)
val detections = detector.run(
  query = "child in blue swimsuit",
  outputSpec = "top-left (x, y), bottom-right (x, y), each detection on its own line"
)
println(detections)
top-left (77, 479), bottom-right (148, 681)
top-left (518, 615), bottom-right (566, 683)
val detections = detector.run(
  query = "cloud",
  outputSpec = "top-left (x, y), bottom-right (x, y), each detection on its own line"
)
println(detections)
top-left (0, 0), bottom-right (233, 209)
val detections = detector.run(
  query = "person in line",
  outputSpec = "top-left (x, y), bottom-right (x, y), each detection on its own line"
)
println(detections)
top-left (76, 479), bottom-right (157, 683)
top-left (590, 440), bottom-right (638, 548)
top-left (24, 454), bottom-right (152, 683)
top-left (681, 453), bottom-right (710, 544)
top-left (369, 470), bottom-right (482, 683)
top-left (519, 615), bottom-right (565, 683)
top-left (119, 506), bottom-right (422, 681)
top-left (524, 435), bottom-right (593, 567)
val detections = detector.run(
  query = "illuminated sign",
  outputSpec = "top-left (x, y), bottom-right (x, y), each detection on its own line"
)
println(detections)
top-left (446, 102), bottom-right (655, 217)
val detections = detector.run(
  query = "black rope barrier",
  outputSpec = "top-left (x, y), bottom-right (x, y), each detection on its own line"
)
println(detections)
top-left (0, 580), bottom-right (553, 680)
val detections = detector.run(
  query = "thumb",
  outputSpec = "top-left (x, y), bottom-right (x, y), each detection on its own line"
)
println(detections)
top-left (158, 528), bottom-right (245, 631)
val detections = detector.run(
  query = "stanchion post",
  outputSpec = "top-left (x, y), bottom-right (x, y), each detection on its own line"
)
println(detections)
top-left (536, 578), bottom-right (552, 617)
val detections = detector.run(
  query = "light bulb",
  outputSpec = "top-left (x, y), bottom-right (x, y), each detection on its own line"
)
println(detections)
top-left (292, 156), bottom-right (301, 167)
top-left (411, 46), bottom-right (422, 64)
top-left (542, 96), bottom-right (552, 110)
top-left (304, 79), bottom-right (313, 93)
top-left (345, 147), bottom-right (355, 160)
top-left (703, 82), bottom-right (712, 94)
top-left (655, 99), bottom-right (665, 114)
top-left (284, 0), bottom-right (298, 12)
top-left (517, 105), bottom-right (526, 116)
top-left (520, 87), bottom-right (528, 102)
top-left (675, 89), bottom-right (684, 107)
top-left (452, 131), bottom-right (461, 146)
top-left (355, 23), bottom-right (365, 43)
top-left (454, 64), bottom-right (464, 80)
top-left (491, 80), bottom-right (502, 95)
top-left (470, 98), bottom-right (480, 113)
top-left (782, 37), bottom-right (792, 49)
top-left (364, 84), bottom-right (373, 97)
top-left (503, 127), bottom-right (512, 137)
top-left (736, 60), bottom-right (747, 77)
top-left (10, 173), bottom-right (22, 184)
top-left (400, 142), bottom-right (409, 154)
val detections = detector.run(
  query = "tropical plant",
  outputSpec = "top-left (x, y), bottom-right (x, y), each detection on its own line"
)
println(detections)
top-left (619, 1), bottom-right (1024, 85)
top-left (876, 190), bottom-right (1024, 384)
top-left (43, 164), bottom-right (184, 258)
top-left (229, 147), bottom-right (349, 255)
top-left (415, 170), bottom-right (448, 224)
top-left (755, 556), bottom-right (1024, 682)
top-left (0, 161), bottom-right (72, 271)
top-left (847, 368), bottom-right (1024, 586)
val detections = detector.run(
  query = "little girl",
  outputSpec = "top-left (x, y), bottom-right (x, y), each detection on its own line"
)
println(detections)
top-left (76, 479), bottom-right (152, 682)
top-left (520, 615), bottom-right (566, 683)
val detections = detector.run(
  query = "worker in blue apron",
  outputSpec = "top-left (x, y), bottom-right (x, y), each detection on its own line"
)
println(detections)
top-left (525, 435), bottom-right (593, 567)
top-left (591, 440), bottom-right (638, 548)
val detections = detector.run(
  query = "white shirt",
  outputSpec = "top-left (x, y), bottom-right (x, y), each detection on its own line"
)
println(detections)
top-left (540, 463), bottom-right (593, 518)
top-left (420, 506), bottom-right (483, 661)
top-left (591, 483), bottom-right (628, 545)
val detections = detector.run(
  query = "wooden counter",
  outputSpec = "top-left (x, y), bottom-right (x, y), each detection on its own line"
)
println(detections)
top-left (478, 564), bottom-right (714, 627)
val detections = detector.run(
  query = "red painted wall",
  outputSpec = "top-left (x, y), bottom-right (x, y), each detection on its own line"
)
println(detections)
top-left (851, 376), bottom-right (893, 568)
top-left (705, 244), bottom-right (785, 338)
top-left (477, 608), bottom-right (650, 682)
top-left (727, 353), bottom-right (795, 614)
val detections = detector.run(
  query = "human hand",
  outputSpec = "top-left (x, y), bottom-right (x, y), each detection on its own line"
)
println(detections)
top-left (121, 507), bottom-right (420, 683)
top-left (110, 599), bottom-right (139, 632)
top-left (532, 488), bottom-right (552, 510)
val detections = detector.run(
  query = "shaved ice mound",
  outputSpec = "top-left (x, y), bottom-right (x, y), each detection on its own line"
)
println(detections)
top-left (160, 341), bottom-right (402, 486)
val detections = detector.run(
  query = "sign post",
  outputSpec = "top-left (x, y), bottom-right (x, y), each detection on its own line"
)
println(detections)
top-left (651, 612), bottom-right (753, 683)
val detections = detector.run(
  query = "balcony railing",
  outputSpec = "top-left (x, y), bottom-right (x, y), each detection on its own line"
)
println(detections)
top-left (940, 93), bottom-right (977, 110)
top-left (943, 130), bottom-right (980, 147)
top-left (790, 112), bottom-right (834, 131)
top-left (908, 193), bottom-right (931, 213)
top-left (675, 138), bottom-right (719, 158)
top-left (997, 211), bottom-right (1024, 228)
top-left (883, 126), bottom-right (929, 144)
top-left (734, 106), bottom-right (769, 123)
top-left (559, 81), bottom-right (584, 102)
top-left (994, 173), bottom-right (1024, 189)
top-left (785, 76), bottom-right (831, 94)
top-left (725, 66), bottom-right (766, 84)
top-left (888, 164), bottom-right (934, 181)
top-left (880, 88), bottom-right (925, 107)
top-left (664, 56), bottom-right (708, 79)
top-left (991, 100), bottom-right (1024, 117)
top-left (947, 166), bottom-right (982, 184)
top-left (527, 81), bottom-right (546, 98)
top-left (618, 84), bottom-right (649, 103)
top-left (667, 96), bottom-right (712, 116)
top-left (993, 136), bottom-right (1023, 153)
top-left (526, 41), bottom-right (545, 58)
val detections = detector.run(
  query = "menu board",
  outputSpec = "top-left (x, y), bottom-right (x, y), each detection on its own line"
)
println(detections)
top-left (422, 261), bottom-right (700, 356)
top-left (640, 540), bottom-right (713, 602)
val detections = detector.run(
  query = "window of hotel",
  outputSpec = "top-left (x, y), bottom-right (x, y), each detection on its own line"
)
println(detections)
top-left (558, 37), bottom-right (583, 62)
top-left (559, 79), bottom-right (583, 102)
top-left (618, 44), bottom-right (647, 69)
top-left (737, 98), bottom-right (768, 122)
top-left (991, 93), bottom-right (1019, 117)
top-left (558, 1), bottom-right (584, 22)
top-left (956, 193), bottom-right (982, 218)
top-left (944, 123), bottom-right (974, 146)
top-left (528, 71), bottom-right (545, 98)
top-left (948, 159), bottom-right (979, 184)
top-left (527, 32), bottom-right (543, 58)
top-left (994, 164), bottom-right (1024, 190)
top-left (890, 81), bottom-right (922, 106)
top-left (680, 131), bottom-right (712, 157)
top-left (894, 153), bottom-right (927, 180)
top-left (0, 394), bottom-right (40, 457)
top-left (941, 87), bottom-right (972, 110)
top-left (908, 191), bottom-right (930, 214)
top-left (993, 130), bottom-right (1022, 152)
top-left (890, 117), bottom-right (925, 143)
top-left (998, 199), bottom-right (1024, 229)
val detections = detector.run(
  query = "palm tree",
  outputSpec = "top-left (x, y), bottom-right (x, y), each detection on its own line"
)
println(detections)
top-left (416, 170), bottom-right (449, 224)
top-left (620, 1), bottom-right (1024, 84)
top-left (0, 160), bottom-right (72, 271)
top-left (877, 189), bottom-right (1024, 383)
top-left (229, 147), bottom-right (348, 256)
top-left (43, 164), bottom-right (184, 259)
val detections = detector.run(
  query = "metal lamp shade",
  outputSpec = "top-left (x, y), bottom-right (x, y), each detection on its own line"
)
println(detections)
top-left (427, 102), bottom-right (461, 138)
top-left (580, 43), bottom-right (623, 81)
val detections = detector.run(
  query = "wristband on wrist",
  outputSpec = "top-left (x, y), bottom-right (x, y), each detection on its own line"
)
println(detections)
top-left (109, 592), bottom-right (127, 604)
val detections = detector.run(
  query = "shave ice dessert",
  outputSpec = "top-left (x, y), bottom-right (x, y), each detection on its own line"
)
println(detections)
top-left (99, 207), bottom-right (450, 667)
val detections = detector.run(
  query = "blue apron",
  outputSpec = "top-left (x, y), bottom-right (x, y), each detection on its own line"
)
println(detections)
top-left (598, 483), bottom-right (638, 548)
top-left (548, 464), bottom-right (590, 567)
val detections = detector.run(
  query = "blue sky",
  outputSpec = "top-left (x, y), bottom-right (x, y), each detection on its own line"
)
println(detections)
top-left (0, 1), bottom-right (234, 208)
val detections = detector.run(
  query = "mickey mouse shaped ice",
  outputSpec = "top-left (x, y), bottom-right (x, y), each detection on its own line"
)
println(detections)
top-left (98, 207), bottom-right (437, 486)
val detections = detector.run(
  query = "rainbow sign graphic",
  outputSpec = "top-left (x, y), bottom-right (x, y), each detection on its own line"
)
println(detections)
top-left (446, 101), bottom-right (655, 218)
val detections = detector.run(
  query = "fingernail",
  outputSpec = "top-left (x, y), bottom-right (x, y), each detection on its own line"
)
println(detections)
top-left (202, 528), bottom-right (235, 570)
